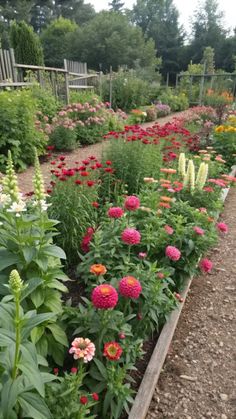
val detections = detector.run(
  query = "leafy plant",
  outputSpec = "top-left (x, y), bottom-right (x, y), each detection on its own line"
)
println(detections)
top-left (49, 125), bottom-right (78, 150)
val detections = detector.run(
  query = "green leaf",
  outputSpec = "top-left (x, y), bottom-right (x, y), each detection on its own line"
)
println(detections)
top-left (47, 279), bottom-right (68, 292)
top-left (0, 329), bottom-right (15, 346)
top-left (46, 323), bottom-right (68, 347)
top-left (93, 358), bottom-right (108, 380)
top-left (31, 288), bottom-right (45, 308)
top-left (18, 361), bottom-right (45, 397)
top-left (18, 392), bottom-right (52, 419)
top-left (21, 313), bottom-right (55, 340)
top-left (20, 277), bottom-right (43, 302)
top-left (42, 245), bottom-right (66, 260)
top-left (31, 326), bottom-right (45, 344)
top-left (103, 390), bottom-right (112, 417)
top-left (0, 249), bottom-right (19, 271)
top-left (22, 247), bottom-right (37, 264)
top-left (1, 376), bottom-right (22, 419)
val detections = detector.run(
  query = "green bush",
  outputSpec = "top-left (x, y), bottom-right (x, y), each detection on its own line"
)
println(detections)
top-left (31, 84), bottom-right (60, 121)
top-left (0, 90), bottom-right (46, 172)
top-left (158, 90), bottom-right (189, 112)
top-left (102, 70), bottom-right (149, 111)
top-left (10, 21), bottom-right (44, 65)
top-left (49, 125), bottom-right (77, 150)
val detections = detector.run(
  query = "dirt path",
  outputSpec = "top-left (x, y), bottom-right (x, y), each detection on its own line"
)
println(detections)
top-left (17, 111), bottom-right (184, 194)
top-left (146, 187), bottom-right (236, 419)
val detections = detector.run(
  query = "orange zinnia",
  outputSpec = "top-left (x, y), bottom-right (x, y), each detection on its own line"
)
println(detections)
top-left (160, 196), bottom-right (172, 202)
top-left (90, 264), bottom-right (107, 276)
top-left (159, 202), bottom-right (171, 209)
top-left (161, 184), bottom-right (172, 189)
top-left (160, 168), bottom-right (176, 174)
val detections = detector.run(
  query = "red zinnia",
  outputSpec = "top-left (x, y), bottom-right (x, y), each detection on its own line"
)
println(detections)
top-left (124, 195), bottom-right (140, 211)
top-left (121, 228), bottom-right (141, 245)
top-left (91, 284), bottom-right (118, 309)
top-left (103, 342), bottom-right (123, 361)
top-left (107, 207), bottom-right (124, 218)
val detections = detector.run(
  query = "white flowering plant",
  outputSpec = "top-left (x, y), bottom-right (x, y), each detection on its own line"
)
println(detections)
top-left (0, 151), bottom-right (69, 365)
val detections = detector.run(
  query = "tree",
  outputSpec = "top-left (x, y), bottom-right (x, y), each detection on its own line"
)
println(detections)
top-left (109, 0), bottom-right (125, 12)
top-left (52, 0), bottom-right (96, 25)
top-left (10, 20), bottom-right (44, 65)
top-left (202, 46), bottom-right (215, 73)
top-left (189, 0), bottom-right (227, 67)
top-left (131, 0), bottom-right (185, 78)
top-left (69, 11), bottom-right (158, 71)
top-left (41, 17), bottom-right (78, 67)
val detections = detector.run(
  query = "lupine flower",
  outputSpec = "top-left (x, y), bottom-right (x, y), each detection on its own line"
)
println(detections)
top-left (193, 226), bottom-right (205, 235)
top-left (199, 258), bottom-right (213, 273)
top-left (217, 222), bottom-right (228, 233)
top-left (124, 196), bottom-right (140, 211)
top-left (90, 264), bottom-right (107, 276)
top-left (91, 284), bottom-right (118, 309)
top-left (7, 201), bottom-right (26, 216)
top-left (103, 342), bottom-right (123, 361)
top-left (121, 228), bottom-right (141, 245)
top-left (108, 207), bottom-right (124, 218)
top-left (69, 337), bottom-right (95, 362)
top-left (119, 276), bottom-right (142, 299)
top-left (165, 245), bottom-right (181, 261)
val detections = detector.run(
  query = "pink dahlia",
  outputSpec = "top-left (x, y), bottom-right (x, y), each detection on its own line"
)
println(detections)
top-left (216, 222), bottom-right (228, 233)
top-left (165, 245), bottom-right (181, 261)
top-left (108, 207), bottom-right (124, 218)
top-left (91, 284), bottom-right (118, 309)
top-left (69, 337), bottom-right (95, 362)
top-left (121, 228), bottom-right (141, 245)
top-left (193, 226), bottom-right (205, 235)
top-left (119, 276), bottom-right (142, 299)
top-left (124, 196), bottom-right (140, 211)
top-left (199, 258), bottom-right (213, 273)
top-left (164, 225), bottom-right (174, 235)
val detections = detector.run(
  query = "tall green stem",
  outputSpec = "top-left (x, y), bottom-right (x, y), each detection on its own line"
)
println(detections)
top-left (12, 290), bottom-right (21, 380)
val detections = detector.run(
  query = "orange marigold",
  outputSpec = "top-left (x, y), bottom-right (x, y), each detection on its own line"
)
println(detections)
top-left (90, 264), bottom-right (107, 276)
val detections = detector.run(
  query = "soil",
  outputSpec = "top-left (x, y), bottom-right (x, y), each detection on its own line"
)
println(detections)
top-left (146, 187), bottom-right (236, 419)
top-left (15, 111), bottom-right (185, 194)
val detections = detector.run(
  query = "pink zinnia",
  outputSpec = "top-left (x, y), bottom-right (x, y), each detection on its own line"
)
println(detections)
top-left (119, 276), bottom-right (142, 299)
top-left (164, 225), bottom-right (174, 235)
top-left (199, 258), bottom-right (213, 273)
top-left (92, 284), bottom-right (118, 309)
top-left (217, 222), bottom-right (228, 233)
top-left (165, 245), bottom-right (181, 261)
top-left (138, 252), bottom-right (147, 259)
top-left (108, 207), bottom-right (124, 218)
top-left (121, 228), bottom-right (141, 245)
top-left (69, 337), bottom-right (95, 362)
top-left (199, 207), bottom-right (207, 213)
top-left (193, 226), bottom-right (205, 235)
top-left (124, 196), bottom-right (140, 211)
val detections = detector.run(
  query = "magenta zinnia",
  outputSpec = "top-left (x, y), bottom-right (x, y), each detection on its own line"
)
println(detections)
top-left (165, 245), bottom-right (181, 261)
top-left (121, 228), bottom-right (141, 245)
top-left (193, 226), bottom-right (205, 235)
top-left (119, 276), bottom-right (142, 299)
top-left (164, 225), bottom-right (174, 235)
top-left (103, 342), bottom-right (123, 361)
top-left (216, 222), bottom-right (228, 233)
top-left (91, 284), bottom-right (118, 309)
top-left (199, 258), bottom-right (213, 273)
top-left (108, 207), bottom-right (124, 218)
top-left (124, 195), bottom-right (140, 211)
top-left (69, 337), bottom-right (95, 362)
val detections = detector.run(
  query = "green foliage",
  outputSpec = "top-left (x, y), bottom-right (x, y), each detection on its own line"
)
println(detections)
top-left (103, 137), bottom-right (163, 194)
top-left (158, 90), bottom-right (189, 111)
top-left (0, 270), bottom-right (55, 419)
top-left (69, 11), bottom-right (158, 72)
top-left (10, 20), bottom-right (44, 65)
top-left (49, 126), bottom-right (77, 151)
top-left (30, 84), bottom-right (60, 121)
top-left (102, 70), bottom-right (150, 111)
top-left (41, 17), bottom-right (78, 68)
top-left (69, 91), bottom-right (101, 105)
top-left (0, 90), bottom-right (46, 172)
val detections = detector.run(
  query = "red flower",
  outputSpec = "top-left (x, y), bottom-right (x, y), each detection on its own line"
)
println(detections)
top-left (107, 207), bottom-right (124, 218)
top-left (165, 246), bottom-right (181, 261)
top-left (92, 393), bottom-right (99, 401)
top-left (216, 222), bottom-right (228, 233)
top-left (70, 367), bottom-right (78, 374)
top-left (104, 167), bottom-right (113, 173)
top-left (87, 180), bottom-right (95, 187)
top-left (121, 228), bottom-right (141, 245)
top-left (106, 160), bottom-right (112, 165)
top-left (59, 155), bottom-right (66, 161)
top-left (53, 368), bottom-right (59, 375)
top-left (91, 284), bottom-right (118, 309)
top-left (103, 342), bottom-right (123, 361)
top-left (82, 159), bottom-right (90, 165)
top-left (80, 396), bottom-right (88, 405)
top-left (47, 145), bottom-right (55, 151)
top-left (59, 176), bottom-right (67, 181)
top-left (50, 161), bottom-right (56, 165)
top-left (119, 276), bottom-right (142, 299)
top-left (80, 171), bottom-right (90, 177)
top-left (92, 201), bottom-right (99, 208)
top-left (75, 179), bottom-right (82, 185)
top-left (199, 258), bottom-right (213, 273)
top-left (124, 195), bottom-right (140, 211)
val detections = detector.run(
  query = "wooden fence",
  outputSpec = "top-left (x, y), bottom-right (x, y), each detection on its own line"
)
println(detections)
top-left (0, 49), bottom-right (100, 103)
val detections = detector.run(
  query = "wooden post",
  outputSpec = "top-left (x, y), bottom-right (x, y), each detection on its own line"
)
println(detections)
top-left (99, 71), bottom-right (103, 98)
top-left (64, 59), bottom-right (70, 104)
top-left (199, 61), bottom-right (206, 105)
top-left (189, 75), bottom-right (193, 104)
top-left (166, 72), bottom-right (169, 89)
top-left (109, 66), bottom-right (112, 109)
top-left (175, 73), bottom-right (179, 89)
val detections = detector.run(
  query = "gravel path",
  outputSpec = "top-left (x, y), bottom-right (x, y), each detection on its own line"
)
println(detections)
top-left (16, 112), bottom-right (185, 194)
top-left (146, 187), bottom-right (236, 419)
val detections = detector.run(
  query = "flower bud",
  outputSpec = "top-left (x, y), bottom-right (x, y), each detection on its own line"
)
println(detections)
top-left (9, 270), bottom-right (23, 293)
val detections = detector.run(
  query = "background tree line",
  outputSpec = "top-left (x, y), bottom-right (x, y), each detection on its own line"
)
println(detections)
top-left (0, 0), bottom-right (235, 80)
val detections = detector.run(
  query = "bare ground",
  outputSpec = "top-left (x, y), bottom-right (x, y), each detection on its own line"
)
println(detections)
top-left (16, 112), bottom-right (184, 194)
top-left (146, 187), bottom-right (236, 419)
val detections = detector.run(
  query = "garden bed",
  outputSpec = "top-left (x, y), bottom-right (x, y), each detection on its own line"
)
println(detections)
top-left (128, 166), bottom-right (236, 419)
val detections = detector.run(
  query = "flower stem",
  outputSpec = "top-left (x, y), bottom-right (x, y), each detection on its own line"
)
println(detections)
top-left (12, 290), bottom-right (21, 380)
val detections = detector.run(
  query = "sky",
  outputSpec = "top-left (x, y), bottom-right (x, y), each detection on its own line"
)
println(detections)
top-left (85, 0), bottom-right (236, 34)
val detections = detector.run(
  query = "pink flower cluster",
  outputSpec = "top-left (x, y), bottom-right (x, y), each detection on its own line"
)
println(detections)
top-left (121, 228), bottom-right (141, 245)
top-left (124, 196), bottom-right (140, 211)
top-left (217, 222), bottom-right (228, 233)
top-left (119, 276), bottom-right (142, 299)
top-left (108, 207), bottom-right (124, 218)
top-left (199, 258), bottom-right (213, 273)
top-left (91, 284), bottom-right (118, 309)
top-left (165, 245), bottom-right (181, 261)
top-left (193, 226), bottom-right (205, 235)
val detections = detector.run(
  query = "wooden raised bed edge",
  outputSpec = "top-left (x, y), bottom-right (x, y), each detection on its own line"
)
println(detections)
top-left (128, 165), bottom-right (236, 419)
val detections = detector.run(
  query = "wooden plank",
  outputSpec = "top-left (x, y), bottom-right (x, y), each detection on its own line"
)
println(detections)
top-left (14, 63), bottom-right (68, 73)
top-left (5, 50), bottom-right (13, 81)
top-left (68, 85), bottom-right (94, 89)
top-left (0, 49), bottom-right (7, 80)
top-left (9, 48), bottom-right (18, 82)
top-left (0, 82), bottom-right (33, 87)
top-left (129, 166), bottom-right (236, 419)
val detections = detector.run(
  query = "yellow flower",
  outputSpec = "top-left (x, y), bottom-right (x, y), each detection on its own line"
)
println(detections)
top-left (215, 125), bottom-right (224, 133)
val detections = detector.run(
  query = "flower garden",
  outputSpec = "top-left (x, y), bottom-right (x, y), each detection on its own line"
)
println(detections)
top-left (0, 90), bottom-right (236, 419)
